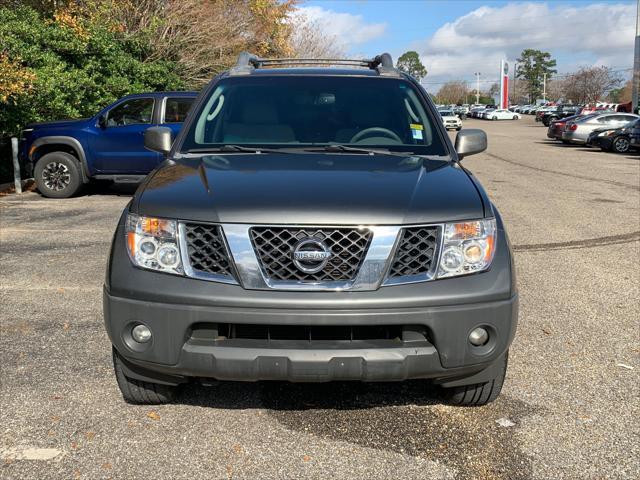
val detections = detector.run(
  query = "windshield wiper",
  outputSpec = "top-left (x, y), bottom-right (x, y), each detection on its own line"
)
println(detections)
top-left (185, 145), bottom-right (292, 154)
top-left (304, 144), bottom-right (415, 157)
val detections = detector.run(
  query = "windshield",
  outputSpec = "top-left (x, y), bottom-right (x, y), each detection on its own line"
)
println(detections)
top-left (181, 76), bottom-right (446, 155)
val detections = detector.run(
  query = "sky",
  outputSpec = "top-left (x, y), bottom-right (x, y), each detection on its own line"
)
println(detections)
top-left (300, 0), bottom-right (637, 92)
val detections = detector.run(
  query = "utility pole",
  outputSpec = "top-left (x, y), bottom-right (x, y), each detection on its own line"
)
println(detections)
top-left (512, 61), bottom-right (517, 105)
top-left (633, 0), bottom-right (639, 113)
top-left (543, 72), bottom-right (547, 103)
top-left (474, 72), bottom-right (481, 104)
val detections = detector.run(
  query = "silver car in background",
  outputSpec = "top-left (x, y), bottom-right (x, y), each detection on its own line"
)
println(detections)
top-left (562, 113), bottom-right (639, 144)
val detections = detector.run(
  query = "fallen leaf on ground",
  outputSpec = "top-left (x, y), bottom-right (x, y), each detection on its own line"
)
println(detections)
top-left (541, 327), bottom-right (551, 335)
top-left (146, 411), bottom-right (160, 420)
top-left (302, 455), bottom-right (312, 462)
top-left (495, 417), bottom-right (516, 427)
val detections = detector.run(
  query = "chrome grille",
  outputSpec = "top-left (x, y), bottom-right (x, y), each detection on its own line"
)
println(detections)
top-left (250, 227), bottom-right (372, 282)
top-left (388, 226), bottom-right (439, 278)
top-left (183, 223), bottom-right (234, 277)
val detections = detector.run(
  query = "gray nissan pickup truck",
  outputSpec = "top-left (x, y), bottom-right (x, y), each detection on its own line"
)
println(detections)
top-left (104, 53), bottom-right (518, 406)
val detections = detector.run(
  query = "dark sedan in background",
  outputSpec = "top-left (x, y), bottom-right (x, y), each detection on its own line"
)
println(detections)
top-left (587, 118), bottom-right (640, 153)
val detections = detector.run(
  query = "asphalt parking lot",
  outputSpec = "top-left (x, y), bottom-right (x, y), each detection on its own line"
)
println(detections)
top-left (1, 115), bottom-right (638, 480)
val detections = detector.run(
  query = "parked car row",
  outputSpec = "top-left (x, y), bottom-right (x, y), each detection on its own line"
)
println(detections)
top-left (545, 111), bottom-right (640, 154)
top-left (511, 102), bottom-right (634, 119)
top-left (435, 104), bottom-right (470, 119)
top-left (468, 106), bottom-right (520, 121)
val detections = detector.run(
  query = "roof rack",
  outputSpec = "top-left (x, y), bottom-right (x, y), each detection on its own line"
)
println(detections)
top-left (229, 52), bottom-right (400, 77)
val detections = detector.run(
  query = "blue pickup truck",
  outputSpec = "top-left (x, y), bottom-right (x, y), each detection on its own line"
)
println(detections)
top-left (20, 91), bottom-right (197, 198)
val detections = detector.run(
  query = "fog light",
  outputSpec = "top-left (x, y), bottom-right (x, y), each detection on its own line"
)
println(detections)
top-left (131, 324), bottom-right (152, 343)
top-left (469, 327), bottom-right (489, 346)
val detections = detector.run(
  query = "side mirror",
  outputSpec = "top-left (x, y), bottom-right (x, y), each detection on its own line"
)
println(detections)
top-left (455, 129), bottom-right (487, 159)
top-left (144, 126), bottom-right (173, 155)
top-left (97, 115), bottom-right (107, 129)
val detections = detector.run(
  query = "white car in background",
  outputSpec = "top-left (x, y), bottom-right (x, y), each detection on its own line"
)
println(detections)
top-left (438, 109), bottom-right (462, 130)
top-left (488, 109), bottom-right (521, 120)
top-left (480, 108), bottom-right (496, 119)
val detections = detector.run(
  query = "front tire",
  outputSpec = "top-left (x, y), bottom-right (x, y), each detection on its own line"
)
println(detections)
top-left (456, 127), bottom-right (462, 131)
top-left (112, 348), bottom-right (177, 404)
top-left (612, 136), bottom-right (630, 153)
top-left (441, 351), bottom-right (508, 406)
top-left (492, 116), bottom-right (497, 120)
top-left (34, 152), bottom-right (83, 198)
top-left (513, 115), bottom-right (518, 120)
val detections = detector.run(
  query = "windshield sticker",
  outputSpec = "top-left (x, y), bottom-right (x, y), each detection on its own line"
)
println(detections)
top-left (410, 124), bottom-right (424, 140)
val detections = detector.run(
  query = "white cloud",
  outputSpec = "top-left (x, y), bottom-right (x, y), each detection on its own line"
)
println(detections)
top-left (413, 2), bottom-right (635, 90)
top-left (297, 6), bottom-right (387, 48)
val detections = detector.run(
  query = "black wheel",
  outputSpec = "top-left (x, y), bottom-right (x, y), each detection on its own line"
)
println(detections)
top-left (456, 127), bottom-right (462, 131)
top-left (513, 116), bottom-right (518, 120)
top-left (612, 136), bottom-right (630, 154)
top-left (34, 152), bottom-right (83, 198)
top-left (492, 116), bottom-right (497, 121)
top-left (112, 348), bottom-right (177, 404)
top-left (441, 351), bottom-right (508, 406)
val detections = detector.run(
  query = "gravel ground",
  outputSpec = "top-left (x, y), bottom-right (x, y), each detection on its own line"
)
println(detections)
top-left (1, 116), bottom-right (638, 479)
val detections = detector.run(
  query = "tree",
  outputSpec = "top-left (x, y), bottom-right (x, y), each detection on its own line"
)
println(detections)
top-left (516, 49), bottom-right (557, 102)
top-left (509, 77), bottom-right (530, 104)
top-left (89, 0), bottom-right (298, 86)
top-left (436, 81), bottom-right (468, 104)
top-left (607, 79), bottom-right (633, 103)
top-left (562, 66), bottom-right (622, 105)
top-left (290, 12), bottom-right (345, 59)
top-left (396, 51), bottom-right (427, 80)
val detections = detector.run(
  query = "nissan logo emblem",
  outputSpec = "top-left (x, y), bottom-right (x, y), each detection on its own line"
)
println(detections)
top-left (292, 239), bottom-right (332, 274)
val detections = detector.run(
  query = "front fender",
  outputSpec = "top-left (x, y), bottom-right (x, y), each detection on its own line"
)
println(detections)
top-left (30, 135), bottom-right (91, 181)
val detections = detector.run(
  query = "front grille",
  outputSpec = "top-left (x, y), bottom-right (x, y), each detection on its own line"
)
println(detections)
top-left (388, 226), bottom-right (439, 278)
top-left (250, 227), bottom-right (372, 282)
top-left (183, 223), bottom-right (234, 277)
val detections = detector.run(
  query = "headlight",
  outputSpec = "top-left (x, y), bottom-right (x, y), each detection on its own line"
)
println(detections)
top-left (125, 214), bottom-right (183, 275)
top-left (437, 219), bottom-right (496, 278)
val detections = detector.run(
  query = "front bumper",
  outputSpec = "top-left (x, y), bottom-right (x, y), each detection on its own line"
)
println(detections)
top-left (105, 289), bottom-right (518, 384)
top-left (586, 135), bottom-right (611, 149)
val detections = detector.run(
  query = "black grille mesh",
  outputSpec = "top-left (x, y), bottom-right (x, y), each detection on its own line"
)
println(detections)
top-left (388, 226), bottom-right (439, 278)
top-left (250, 227), bottom-right (372, 282)
top-left (183, 223), bottom-right (234, 277)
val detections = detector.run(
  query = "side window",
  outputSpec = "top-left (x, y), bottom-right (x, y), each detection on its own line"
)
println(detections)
top-left (106, 98), bottom-right (154, 127)
top-left (608, 115), bottom-right (631, 123)
top-left (163, 98), bottom-right (194, 124)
